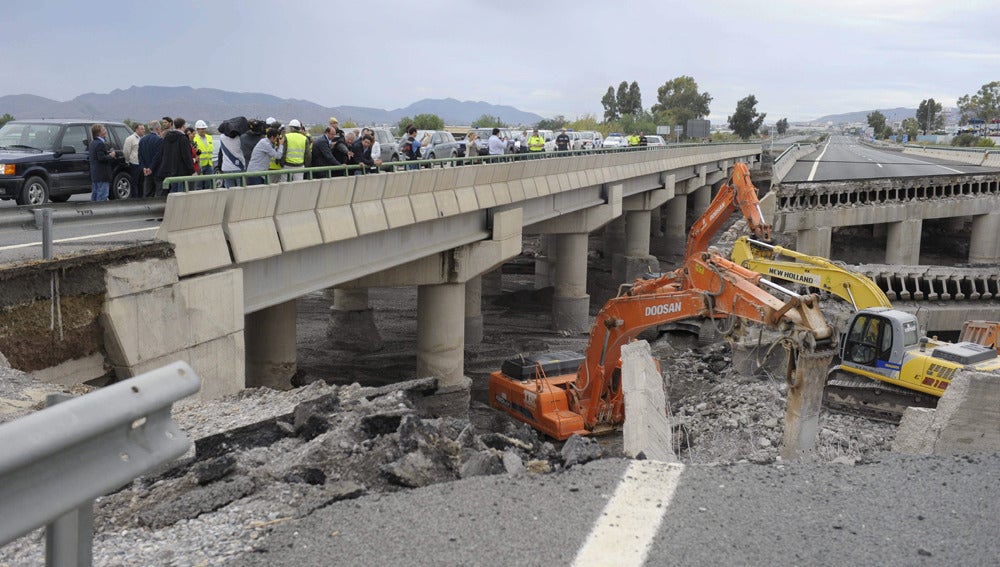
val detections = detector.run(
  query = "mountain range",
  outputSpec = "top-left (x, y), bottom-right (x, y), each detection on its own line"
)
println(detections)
top-left (0, 86), bottom-right (545, 127)
top-left (806, 107), bottom-right (958, 125)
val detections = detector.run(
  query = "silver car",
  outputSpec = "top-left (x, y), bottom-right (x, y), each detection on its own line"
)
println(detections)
top-left (418, 130), bottom-right (462, 159)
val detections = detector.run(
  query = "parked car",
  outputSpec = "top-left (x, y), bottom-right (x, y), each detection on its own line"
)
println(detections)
top-left (603, 134), bottom-right (627, 148)
top-left (537, 129), bottom-right (557, 152)
top-left (470, 127), bottom-right (517, 154)
top-left (644, 135), bottom-right (666, 147)
top-left (576, 131), bottom-right (599, 150)
top-left (367, 127), bottom-right (399, 162)
top-left (418, 130), bottom-right (462, 159)
top-left (0, 119), bottom-right (134, 205)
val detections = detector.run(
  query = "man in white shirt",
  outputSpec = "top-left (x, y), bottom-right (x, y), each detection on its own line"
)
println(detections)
top-left (487, 128), bottom-right (506, 156)
top-left (122, 123), bottom-right (145, 198)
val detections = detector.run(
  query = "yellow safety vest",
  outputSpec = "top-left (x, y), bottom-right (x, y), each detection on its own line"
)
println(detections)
top-left (284, 131), bottom-right (308, 166)
top-left (528, 135), bottom-right (545, 152)
top-left (193, 134), bottom-right (213, 167)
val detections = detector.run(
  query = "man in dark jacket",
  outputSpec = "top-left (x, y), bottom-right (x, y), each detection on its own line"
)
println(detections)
top-left (310, 127), bottom-right (340, 178)
top-left (330, 129), bottom-right (352, 177)
top-left (153, 117), bottom-right (195, 195)
top-left (88, 124), bottom-right (117, 201)
top-left (138, 120), bottom-right (163, 198)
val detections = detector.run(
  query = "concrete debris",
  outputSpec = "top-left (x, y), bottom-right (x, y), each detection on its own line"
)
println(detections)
top-left (621, 340), bottom-right (675, 462)
top-left (893, 370), bottom-right (1000, 454)
top-left (138, 477), bottom-right (256, 529)
top-left (560, 434), bottom-right (603, 467)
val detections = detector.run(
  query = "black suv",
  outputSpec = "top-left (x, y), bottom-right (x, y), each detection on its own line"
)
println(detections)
top-left (0, 119), bottom-right (134, 205)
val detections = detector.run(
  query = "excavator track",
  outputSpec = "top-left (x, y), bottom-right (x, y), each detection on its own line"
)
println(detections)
top-left (824, 371), bottom-right (938, 424)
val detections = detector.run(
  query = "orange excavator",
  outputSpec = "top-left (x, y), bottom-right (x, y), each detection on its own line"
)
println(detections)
top-left (489, 162), bottom-right (835, 439)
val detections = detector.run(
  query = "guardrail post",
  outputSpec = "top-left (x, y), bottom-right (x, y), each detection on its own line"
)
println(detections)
top-left (33, 208), bottom-right (54, 259)
top-left (44, 391), bottom-right (94, 567)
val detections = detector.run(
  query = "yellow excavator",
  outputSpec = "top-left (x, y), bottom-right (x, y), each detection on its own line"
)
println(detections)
top-left (732, 236), bottom-right (1000, 421)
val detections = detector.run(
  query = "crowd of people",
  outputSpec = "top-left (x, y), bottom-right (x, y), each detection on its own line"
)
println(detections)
top-left (91, 117), bottom-right (651, 201)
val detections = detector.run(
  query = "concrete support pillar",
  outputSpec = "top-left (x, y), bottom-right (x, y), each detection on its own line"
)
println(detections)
top-left (657, 195), bottom-right (688, 260)
top-left (534, 235), bottom-right (552, 290)
top-left (417, 283), bottom-right (470, 414)
top-left (245, 299), bottom-right (297, 389)
top-left (796, 227), bottom-right (832, 258)
top-left (872, 223), bottom-right (887, 240)
top-left (946, 216), bottom-right (967, 233)
top-left (603, 216), bottom-right (627, 270)
top-left (328, 288), bottom-right (383, 352)
top-left (970, 212), bottom-right (1000, 264)
top-left (614, 210), bottom-right (660, 283)
top-left (552, 232), bottom-right (590, 334)
top-left (886, 219), bottom-right (922, 265)
top-left (691, 185), bottom-right (712, 217)
top-left (481, 267), bottom-right (503, 296)
top-left (464, 276), bottom-right (483, 345)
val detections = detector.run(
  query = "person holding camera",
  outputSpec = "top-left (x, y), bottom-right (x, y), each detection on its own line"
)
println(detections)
top-left (246, 127), bottom-right (284, 186)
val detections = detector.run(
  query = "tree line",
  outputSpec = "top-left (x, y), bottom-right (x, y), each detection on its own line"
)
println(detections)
top-left (866, 81), bottom-right (999, 147)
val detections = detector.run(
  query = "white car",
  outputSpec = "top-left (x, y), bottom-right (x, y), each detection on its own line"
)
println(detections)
top-left (603, 134), bottom-right (627, 148)
top-left (644, 135), bottom-right (666, 147)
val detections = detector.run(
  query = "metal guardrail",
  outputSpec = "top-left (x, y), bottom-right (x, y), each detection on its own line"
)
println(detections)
top-left (772, 143), bottom-right (801, 166)
top-left (0, 198), bottom-right (167, 230)
top-left (0, 362), bottom-right (200, 566)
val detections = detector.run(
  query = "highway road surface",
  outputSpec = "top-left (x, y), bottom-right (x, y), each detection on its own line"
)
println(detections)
top-left (782, 135), bottom-right (1000, 182)
top-left (236, 454), bottom-right (1000, 567)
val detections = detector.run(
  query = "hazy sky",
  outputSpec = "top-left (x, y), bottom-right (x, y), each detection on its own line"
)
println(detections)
top-left (5, 0), bottom-right (997, 123)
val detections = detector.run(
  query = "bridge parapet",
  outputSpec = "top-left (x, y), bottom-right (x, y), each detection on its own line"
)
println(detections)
top-left (157, 144), bottom-right (760, 278)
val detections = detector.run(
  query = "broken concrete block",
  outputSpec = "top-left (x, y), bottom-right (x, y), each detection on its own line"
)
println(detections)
top-left (621, 340), bottom-right (676, 463)
top-left (560, 434), bottom-right (602, 468)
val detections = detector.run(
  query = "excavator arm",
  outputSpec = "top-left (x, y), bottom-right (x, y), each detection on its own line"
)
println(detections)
top-left (686, 162), bottom-right (772, 259)
top-left (569, 252), bottom-right (833, 433)
top-left (731, 237), bottom-right (892, 310)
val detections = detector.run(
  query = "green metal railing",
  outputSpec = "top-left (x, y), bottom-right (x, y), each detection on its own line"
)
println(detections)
top-left (162, 142), bottom-right (744, 192)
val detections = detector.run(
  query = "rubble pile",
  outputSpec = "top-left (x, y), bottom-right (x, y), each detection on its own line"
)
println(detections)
top-left (657, 340), bottom-right (896, 464)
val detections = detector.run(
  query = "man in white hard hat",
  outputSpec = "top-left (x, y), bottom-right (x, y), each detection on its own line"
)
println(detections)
top-left (192, 120), bottom-right (214, 189)
top-left (282, 119), bottom-right (311, 180)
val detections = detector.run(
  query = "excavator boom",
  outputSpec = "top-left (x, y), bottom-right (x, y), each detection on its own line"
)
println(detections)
top-left (686, 162), bottom-right (771, 259)
top-left (731, 237), bottom-right (892, 310)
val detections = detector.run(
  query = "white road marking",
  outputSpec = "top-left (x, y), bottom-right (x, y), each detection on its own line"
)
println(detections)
top-left (0, 226), bottom-right (158, 251)
top-left (807, 140), bottom-right (831, 181)
top-left (937, 165), bottom-right (964, 174)
top-left (572, 460), bottom-right (685, 567)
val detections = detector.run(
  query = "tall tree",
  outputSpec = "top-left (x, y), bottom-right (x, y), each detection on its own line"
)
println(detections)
top-left (915, 98), bottom-right (944, 134)
top-left (775, 118), bottom-right (789, 134)
top-left (616, 82), bottom-right (630, 115)
top-left (537, 115), bottom-right (569, 130)
top-left (472, 114), bottom-right (506, 128)
top-left (651, 76), bottom-right (712, 130)
top-left (626, 81), bottom-right (642, 115)
top-left (957, 81), bottom-right (1000, 124)
top-left (867, 110), bottom-right (887, 139)
top-left (901, 117), bottom-right (920, 140)
top-left (728, 95), bottom-right (766, 140)
top-left (395, 113), bottom-right (444, 133)
top-left (601, 86), bottom-right (619, 122)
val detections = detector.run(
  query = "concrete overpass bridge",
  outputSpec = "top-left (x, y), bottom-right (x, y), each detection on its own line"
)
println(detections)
top-left (95, 144), bottom-right (760, 402)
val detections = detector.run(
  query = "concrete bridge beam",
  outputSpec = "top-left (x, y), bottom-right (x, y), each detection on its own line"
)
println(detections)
top-left (887, 219), bottom-right (922, 265)
top-left (417, 282), bottom-right (471, 416)
top-left (970, 211), bottom-right (1000, 264)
